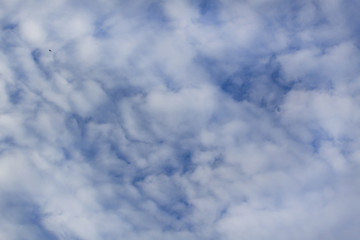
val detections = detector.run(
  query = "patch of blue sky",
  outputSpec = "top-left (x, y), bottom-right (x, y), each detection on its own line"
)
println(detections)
top-left (7, 86), bottom-right (23, 104)
top-left (106, 85), bottom-right (144, 101)
top-left (342, 1), bottom-right (360, 45)
top-left (31, 49), bottom-right (53, 79)
top-left (196, 0), bottom-right (222, 25)
top-left (146, 1), bottom-right (170, 24)
top-left (159, 150), bottom-right (195, 176)
top-left (1, 194), bottom-right (58, 240)
top-left (64, 113), bottom-right (106, 162)
top-left (66, 113), bottom-right (92, 138)
top-left (2, 23), bottom-right (17, 31)
top-left (157, 197), bottom-right (192, 222)
top-left (93, 19), bottom-right (110, 39)
top-left (216, 55), bottom-right (294, 112)
top-left (1, 27), bottom-right (24, 54)
top-left (0, 137), bottom-right (16, 156)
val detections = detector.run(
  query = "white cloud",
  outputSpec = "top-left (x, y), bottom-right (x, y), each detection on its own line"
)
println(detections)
top-left (281, 90), bottom-right (360, 141)
top-left (0, 0), bottom-right (360, 239)
top-left (19, 20), bottom-right (46, 45)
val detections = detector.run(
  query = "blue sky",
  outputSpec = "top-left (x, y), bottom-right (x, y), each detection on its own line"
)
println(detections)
top-left (1, 0), bottom-right (360, 239)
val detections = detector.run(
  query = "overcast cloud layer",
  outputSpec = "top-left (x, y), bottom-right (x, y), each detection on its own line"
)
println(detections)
top-left (1, 0), bottom-right (360, 239)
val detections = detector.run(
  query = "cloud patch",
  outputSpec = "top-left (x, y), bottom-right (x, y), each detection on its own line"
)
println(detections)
top-left (1, 0), bottom-right (360, 239)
